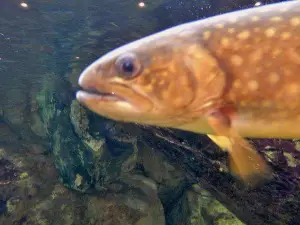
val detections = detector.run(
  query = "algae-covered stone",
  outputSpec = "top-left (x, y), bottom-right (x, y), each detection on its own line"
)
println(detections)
top-left (6, 199), bottom-right (17, 214)
top-left (33, 69), bottom-right (140, 194)
top-left (19, 172), bottom-right (29, 179)
top-left (35, 73), bottom-right (58, 136)
top-left (30, 112), bottom-right (48, 138)
top-left (70, 100), bottom-right (106, 157)
top-left (167, 184), bottom-right (245, 225)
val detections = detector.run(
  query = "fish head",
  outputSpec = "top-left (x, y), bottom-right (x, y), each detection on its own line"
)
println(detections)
top-left (77, 30), bottom-right (226, 127)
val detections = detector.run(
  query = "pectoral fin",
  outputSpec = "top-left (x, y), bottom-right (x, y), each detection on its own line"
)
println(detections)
top-left (206, 110), bottom-right (271, 185)
top-left (207, 134), bottom-right (232, 150)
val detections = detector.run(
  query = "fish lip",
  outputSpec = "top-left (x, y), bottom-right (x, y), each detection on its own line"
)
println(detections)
top-left (76, 88), bottom-right (125, 102)
top-left (76, 83), bottom-right (154, 114)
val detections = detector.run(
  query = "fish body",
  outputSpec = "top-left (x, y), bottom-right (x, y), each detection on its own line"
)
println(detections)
top-left (76, 1), bottom-right (300, 185)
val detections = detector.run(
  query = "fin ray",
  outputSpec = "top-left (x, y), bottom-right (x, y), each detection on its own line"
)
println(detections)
top-left (206, 110), bottom-right (272, 185)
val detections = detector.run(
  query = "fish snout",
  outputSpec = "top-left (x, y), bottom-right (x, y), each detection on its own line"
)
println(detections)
top-left (78, 62), bottom-right (102, 89)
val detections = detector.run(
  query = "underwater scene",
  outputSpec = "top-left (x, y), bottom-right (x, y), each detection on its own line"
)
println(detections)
top-left (1, 0), bottom-right (300, 224)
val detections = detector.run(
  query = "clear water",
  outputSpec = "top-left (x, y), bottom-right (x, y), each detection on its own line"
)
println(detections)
top-left (0, 0), bottom-right (298, 225)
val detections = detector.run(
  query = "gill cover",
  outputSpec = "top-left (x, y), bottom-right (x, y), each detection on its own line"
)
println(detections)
top-left (182, 43), bottom-right (227, 114)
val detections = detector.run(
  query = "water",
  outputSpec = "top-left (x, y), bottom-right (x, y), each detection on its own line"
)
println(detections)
top-left (0, 0), bottom-right (299, 224)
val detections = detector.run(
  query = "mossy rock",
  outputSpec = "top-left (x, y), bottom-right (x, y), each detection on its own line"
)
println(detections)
top-left (167, 185), bottom-right (245, 225)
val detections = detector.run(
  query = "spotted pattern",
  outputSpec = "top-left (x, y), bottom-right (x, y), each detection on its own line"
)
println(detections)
top-left (230, 55), bottom-right (243, 66)
top-left (237, 30), bottom-right (250, 40)
top-left (264, 27), bottom-right (276, 37)
top-left (198, 1), bottom-right (300, 120)
top-left (281, 32), bottom-right (291, 40)
top-left (135, 57), bottom-right (195, 109)
top-left (290, 17), bottom-right (300, 26)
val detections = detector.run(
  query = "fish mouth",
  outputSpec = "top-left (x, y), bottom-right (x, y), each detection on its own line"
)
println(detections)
top-left (76, 87), bottom-right (125, 102)
top-left (76, 82), bottom-right (154, 119)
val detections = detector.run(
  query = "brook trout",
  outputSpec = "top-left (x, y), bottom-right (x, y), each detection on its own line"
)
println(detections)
top-left (76, 1), bottom-right (300, 185)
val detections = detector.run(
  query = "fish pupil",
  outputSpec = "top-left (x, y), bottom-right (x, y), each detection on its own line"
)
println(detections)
top-left (115, 53), bottom-right (141, 78)
top-left (122, 60), bottom-right (135, 73)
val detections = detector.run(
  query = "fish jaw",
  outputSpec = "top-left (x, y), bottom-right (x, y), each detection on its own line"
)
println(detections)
top-left (76, 90), bottom-right (143, 120)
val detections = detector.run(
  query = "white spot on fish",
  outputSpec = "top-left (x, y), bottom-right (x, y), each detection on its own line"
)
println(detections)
top-left (290, 17), bottom-right (300, 27)
top-left (231, 55), bottom-right (243, 66)
top-left (269, 72), bottom-right (280, 84)
top-left (280, 32), bottom-right (291, 40)
top-left (265, 28), bottom-right (276, 37)
top-left (221, 38), bottom-right (230, 47)
top-left (233, 80), bottom-right (242, 88)
top-left (215, 23), bottom-right (224, 29)
top-left (270, 17), bottom-right (282, 22)
top-left (249, 50), bottom-right (263, 63)
top-left (203, 31), bottom-right (211, 40)
top-left (228, 16), bottom-right (238, 23)
top-left (251, 16), bottom-right (260, 22)
top-left (237, 30), bottom-right (250, 40)
top-left (279, 7), bottom-right (289, 13)
top-left (228, 28), bottom-right (235, 33)
top-left (248, 80), bottom-right (259, 91)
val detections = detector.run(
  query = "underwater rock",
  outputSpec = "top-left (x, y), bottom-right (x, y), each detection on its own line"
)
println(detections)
top-left (0, 135), bottom-right (165, 225)
top-left (35, 73), bottom-right (63, 136)
top-left (23, 190), bottom-right (78, 225)
top-left (30, 113), bottom-right (48, 138)
top-left (33, 69), bottom-right (142, 194)
top-left (33, 72), bottom-right (94, 192)
top-left (137, 141), bottom-right (188, 205)
top-left (0, 140), bottom-right (59, 225)
top-left (70, 100), bottom-right (106, 156)
top-left (86, 175), bottom-right (165, 225)
top-left (167, 184), bottom-right (245, 225)
top-left (34, 70), bottom-right (142, 195)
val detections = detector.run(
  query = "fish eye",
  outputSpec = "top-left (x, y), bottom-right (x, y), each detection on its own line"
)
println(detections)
top-left (115, 53), bottom-right (142, 78)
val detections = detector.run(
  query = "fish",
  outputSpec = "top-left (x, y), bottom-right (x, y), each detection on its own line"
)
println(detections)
top-left (76, 1), bottom-right (300, 185)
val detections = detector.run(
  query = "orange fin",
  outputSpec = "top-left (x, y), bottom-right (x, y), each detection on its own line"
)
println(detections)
top-left (206, 110), bottom-right (272, 185)
top-left (207, 134), bottom-right (232, 150)
top-left (227, 133), bottom-right (272, 185)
